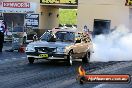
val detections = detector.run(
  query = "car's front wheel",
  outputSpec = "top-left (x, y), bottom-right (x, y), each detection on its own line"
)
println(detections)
top-left (82, 51), bottom-right (90, 63)
top-left (28, 57), bottom-right (35, 64)
top-left (67, 51), bottom-right (73, 66)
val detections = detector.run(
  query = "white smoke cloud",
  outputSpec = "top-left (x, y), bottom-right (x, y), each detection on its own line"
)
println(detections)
top-left (91, 25), bottom-right (132, 62)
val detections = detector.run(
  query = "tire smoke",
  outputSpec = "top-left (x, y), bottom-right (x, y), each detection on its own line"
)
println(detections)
top-left (91, 25), bottom-right (132, 62)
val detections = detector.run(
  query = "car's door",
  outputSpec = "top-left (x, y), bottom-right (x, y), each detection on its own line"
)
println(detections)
top-left (81, 34), bottom-right (93, 54)
top-left (72, 33), bottom-right (84, 58)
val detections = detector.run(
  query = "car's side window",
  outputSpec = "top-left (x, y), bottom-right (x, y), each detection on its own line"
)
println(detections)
top-left (75, 33), bottom-right (82, 43)
top-left (40, 32), bottom-right (53, 41)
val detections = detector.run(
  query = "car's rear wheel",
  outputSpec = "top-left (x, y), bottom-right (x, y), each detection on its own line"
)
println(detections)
top-left (82, 51), bottom-right (90, 63)
top-left (67, 51), bottom-right (73, 66)
top-left (28, 57), bottom-right (35, 64)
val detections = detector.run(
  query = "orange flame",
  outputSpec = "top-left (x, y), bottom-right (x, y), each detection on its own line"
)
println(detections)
top-left (78, 66), bottom-right (86, 76)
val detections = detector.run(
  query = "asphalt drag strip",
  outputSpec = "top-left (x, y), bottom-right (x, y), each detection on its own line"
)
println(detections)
top-left (0, 57), bottom-right (124, 88)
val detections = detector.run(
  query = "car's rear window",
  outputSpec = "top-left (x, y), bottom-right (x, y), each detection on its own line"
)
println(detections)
top-left (55, 31), bottom-right (75, 42)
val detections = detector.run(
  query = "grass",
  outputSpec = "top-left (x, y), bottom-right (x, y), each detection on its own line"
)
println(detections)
top-left (59, 9), bottom-right (77, 25)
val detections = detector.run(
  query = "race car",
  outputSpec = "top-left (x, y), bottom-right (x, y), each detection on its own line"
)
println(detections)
top-left (25, 28), bottom-right (93, 66)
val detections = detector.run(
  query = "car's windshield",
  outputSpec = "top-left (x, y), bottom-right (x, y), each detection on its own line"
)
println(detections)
top-left (55, 31), bottom-right (75, 42)
top-left (40, 31), bottom-right (75, 42)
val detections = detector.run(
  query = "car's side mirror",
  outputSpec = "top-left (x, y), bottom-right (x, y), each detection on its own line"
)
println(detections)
top-left (75, 39), bottom-right (81, 43)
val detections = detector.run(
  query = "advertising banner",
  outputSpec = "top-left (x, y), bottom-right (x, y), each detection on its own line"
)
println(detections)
top-left (25, 14), bottom-right (39, 28)
top-left (0, 2), bottom-right (37, 13)
top-left (40, 0), bottom-right (78, 5)
top-left (125, 0), bottom-right (132, 6)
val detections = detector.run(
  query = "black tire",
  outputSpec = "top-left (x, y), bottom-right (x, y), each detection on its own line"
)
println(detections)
top-left (67, 51), bottom-right (73, 66)
top-left (28, 57), bottom-right (35, 64)
top-left (82, 51), bottom-right (90, 63)
top-left (79, 77), bottom-right (86, 84)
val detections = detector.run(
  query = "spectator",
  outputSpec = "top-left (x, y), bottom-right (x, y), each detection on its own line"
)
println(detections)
top-left (0, 21), bottom-right (7, 52)
top-left (83, 25), bottom-right (89, 34)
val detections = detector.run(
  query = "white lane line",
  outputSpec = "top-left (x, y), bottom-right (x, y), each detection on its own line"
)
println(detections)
top-left (92, 62), bottom-right (132, 74)
top-left (4, 59), bottom-right (9, 61)
top-left (12, 58), bottom-right (17, 60)
top-left (94, 84), bottom-right (106, 88)
top-left (0, 57), bottom-right (26, 63)
top-left (0, 60), bottom-right (2, 63)
top-left (21, 57), bottom-right (26, 59)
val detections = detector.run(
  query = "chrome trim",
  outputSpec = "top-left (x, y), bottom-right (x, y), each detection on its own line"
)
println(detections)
top-left (27, 55), bottom-right (65, 60)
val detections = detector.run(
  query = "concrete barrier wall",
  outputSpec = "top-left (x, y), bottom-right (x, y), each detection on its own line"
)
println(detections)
top-left (78, 0), bottom-right (129, 31)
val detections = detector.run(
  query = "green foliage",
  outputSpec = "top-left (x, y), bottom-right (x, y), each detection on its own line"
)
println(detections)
top-left (59, 9), bottom-right (77, 25)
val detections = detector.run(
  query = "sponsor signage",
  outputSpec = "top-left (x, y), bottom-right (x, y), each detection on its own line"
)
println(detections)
top-left (77, 66), bottom-right (131, 84)
top-left (125, 0), bottom-right (132, 6)
top-left (3, 2), bottom-right (30, 8)
top-left (25, 14), bottom-right (39, 28)
top-left (0, 2), bottom-right (36, 13)
top-left (40, 0), bottom-right (78, 5)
